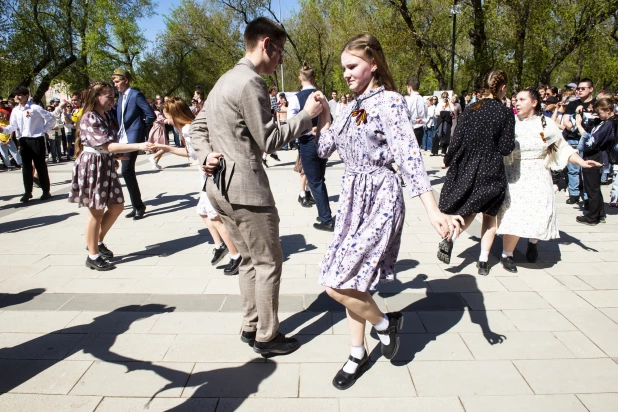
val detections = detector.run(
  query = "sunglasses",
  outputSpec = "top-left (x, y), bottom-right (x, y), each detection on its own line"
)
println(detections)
top-left (576, 87), bottom-right (590, 91)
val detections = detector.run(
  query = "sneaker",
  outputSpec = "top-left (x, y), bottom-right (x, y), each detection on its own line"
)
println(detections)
top-left (211, 244), bottom-right (228, 265)
top-left (332, 352), bottom-right (370, 390)
top-left (376, 312), bottom-right (404, 360)
top-left (224, 256), bottom-right (241, 276)
top-left (500, 256), bottom-right (518, 273)
top-left (526, 242), bottom-right (538, 263)
top-left (85, 243), bottom-right (113, 259)
top-left (149, 156), bottom-right (162, 170)
top-left (270, 153), bottom-right (281, 161)
top-left (85, 256), bottom-right (115, 271)
top-left (253, 332), bottom-right (299, 356)
top-left (20, 193), bottom-right (32, 203)
top-left (477, 261), bottom-right (490, 276)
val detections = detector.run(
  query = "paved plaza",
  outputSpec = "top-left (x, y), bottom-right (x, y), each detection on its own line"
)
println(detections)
top-left (0, 149), bottom-right (617, 411)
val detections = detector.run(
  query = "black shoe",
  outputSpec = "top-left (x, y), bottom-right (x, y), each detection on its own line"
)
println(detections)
top-left (253, 332), bottom-right (299, 356)
top-left (526, 242), bottom-right (538, 263)
top-left (313, 222), bottom-right (334, 232)
top-left (576, 215), bottom-right (598, 226)
top-left (240, 331), bottom-right (256, 347)
top-left (85, 243), bottom-right (113, 259)
top-left (133, 205), bottom-right (146, 220)
top-left (477, 261), bottom-right (490, 276)
top-left (262, 158), bottom-right (269, 168)
top-left (332, 353), bottom-right (370, 390)
top-left (376, 312), bottom-right (403, 360)
top-left (224, 256), bottom-right (241, 276)
top-left (125, 208), bottom-right (136, 218)
top-left (20, 193), bottom-right (32, 203)
top-left (501, 256), bottom-right (518, 273)
top-left (85, 256), bottom-right (115, 271)
top-left (305, 191), bottom-right (315, 205)
top-left (566, 196), bottom-right (580, 205)
top-left (40, 192), bottom-right (52, 201)
top-left (33, 177), bottom-right (41, 188)
top-left (270, 153), bottom-right (280, 161)
top-left (297, 195), bottom-right (312, 208)
top-left (211, 244), bottom-right (228, 265)
top-left (437, 239), bottom-right (453, 264)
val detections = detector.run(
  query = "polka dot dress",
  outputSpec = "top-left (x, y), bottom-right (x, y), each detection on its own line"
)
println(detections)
top-left (68, 111), bottom-right (124, 209)
top-left (439, 98), bottom-right (515, 217)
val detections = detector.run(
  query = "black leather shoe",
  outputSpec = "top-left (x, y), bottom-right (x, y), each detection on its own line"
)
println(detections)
top-left (477, 261), bottom-right (490, 276)
top-left (133, 205), bottom-right (146, 220)
top-left (297, 195), bottom-right (312, 208)
top-left (270, 153), bottom-right (280, 161)
top-left (85, 243), bottom-right (114, 259)
top-left (526, 242), bottom-right (538, 263)
top-left (240, 331), bottom-right (256, 346)
top-left (576, 215), bottom-right (598, 226)
top-left (40, 192), bottom-right (52, 201)
top-left (305, 191), bottom-right (315, 205)
top-left (332, 353), bottom-right (370, 390)
top-left (20, 193), bottom-right (32, 203)
top-left (376, 312), bottom-right (404, 360)
top-left (501, 256), bottom-right (518, 273)
top-left (125, 208), bottom-right (136, 218)
top-left (313, 222), bottom-right (334, 232)
top-left (566, 196), bottom-right (580, 204)
top-left (437, 239), bottom-right (453, 264)
top-left (224, 256), bottom-right (241, 276)
top-left (85, 256), bottom-right (115, 271)
top-left (253, 332), bottom-right (299, 356)
top-left (211, 244), bottom-right (228, 265)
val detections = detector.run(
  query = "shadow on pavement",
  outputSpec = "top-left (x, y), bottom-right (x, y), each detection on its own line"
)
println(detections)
top-left (0, 212), bottom-right (78, 233)
top-left (0, 289), bottom-right (45, 309)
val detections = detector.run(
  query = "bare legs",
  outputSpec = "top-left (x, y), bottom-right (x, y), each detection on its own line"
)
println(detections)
top-left (299, 173), bottom-right (307, 194)
top-left (152, 149), bottom-right (164, 163)
top-left (325, 287), bottom-right (384, 346)
top-left (200, 215), bottom-right (239, 256)
top-left (85, 203), bottom-right (124, 255)
top-left (480, 213), bottom-right (497, 252)
top-left (502, 234), bottom-right (519, 255)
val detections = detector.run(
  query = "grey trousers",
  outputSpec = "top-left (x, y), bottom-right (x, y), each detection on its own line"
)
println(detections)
top-left (207, 184), bottom-right (282, 342)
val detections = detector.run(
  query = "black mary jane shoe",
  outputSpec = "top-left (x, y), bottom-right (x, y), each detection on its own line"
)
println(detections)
top-left (85, 256), bottom-right (115, 271)
top-left (332, 353), bottom-right (370, 390)
top-left (224, 256), bottom-right (242, 276)
top-left (477, 261), bottom-right (490, 276)
top-left (526, 242), bottom-right (538, 263)
top-left (437, 239), bottom-right (453, 264)
top-left (240, 331), bottom-right (256, 347)
top-left (376, 312), bottom-right (404, 360)
top-left (84, 243), bottom-right (114, 259)
top-left (500, 256), bottom-right (518, 273)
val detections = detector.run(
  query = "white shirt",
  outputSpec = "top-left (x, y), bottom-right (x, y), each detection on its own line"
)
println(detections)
top-left (426, 105), bottom-right (437, 128)
top-left (118, 87), bottom-right (132, 144)
top-left (404, 92), bottom-right (427, 129)
top-left (1, 101), bottom-right (55, 138)
top-left (328, 99), bottom-right (338, 118)
top-left (287, 85), bottom-right (316, 119)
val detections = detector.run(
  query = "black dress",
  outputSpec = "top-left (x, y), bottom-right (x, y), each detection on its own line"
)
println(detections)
top-left (439, 98), bottom-right (515, 216)
top-left (434, 110), bottom-right (453, 155)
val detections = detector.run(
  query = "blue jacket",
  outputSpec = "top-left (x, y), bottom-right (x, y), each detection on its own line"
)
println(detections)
top-left (116, 88), bottom-right (155, 143)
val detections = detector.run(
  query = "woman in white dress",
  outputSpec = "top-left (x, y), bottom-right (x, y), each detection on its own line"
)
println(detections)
top-left (497, 88), bottom-right (601, 273)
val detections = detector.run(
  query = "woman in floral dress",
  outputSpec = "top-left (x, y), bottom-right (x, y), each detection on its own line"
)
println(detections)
top-left (68, 82), bottom-right (151, 271)
top-left (314, 34), bottom-right (461, 390)
top-left (497, 88), bottom-right (601, 273)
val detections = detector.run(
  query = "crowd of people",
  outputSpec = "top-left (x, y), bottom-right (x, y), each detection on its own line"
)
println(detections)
top-left (2, 15), bottom-right (617, 391)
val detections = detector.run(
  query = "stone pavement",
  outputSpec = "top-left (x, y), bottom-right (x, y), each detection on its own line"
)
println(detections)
top-left (0, 149), bottom-right (617, 412)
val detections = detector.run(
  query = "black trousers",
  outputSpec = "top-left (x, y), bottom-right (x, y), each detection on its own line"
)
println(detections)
top-left (20, 137), bottom-right (50, 194)
top-left (121, 151), bottom-right (144, 209)
top-left (298, 135), bottom-right (332, 224)
top-left (413, 127), bottom-right (424, 148)
top-left (582, 152), bottom-right (605, 222)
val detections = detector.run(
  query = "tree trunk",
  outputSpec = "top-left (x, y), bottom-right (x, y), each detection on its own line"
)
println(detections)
top-left (512, 0), bottom-right (532, 92)
top-left (32, 55), bottom-right (78, 103)
top-left (469, 0), bottom-right (490, 89)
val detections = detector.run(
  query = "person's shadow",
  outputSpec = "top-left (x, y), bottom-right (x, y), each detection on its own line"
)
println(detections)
top-left (0, 212), bottom-right (78, 234)
top-left (0, 288), bottom-right (45, 309)
top-left (370, 274), bottom-right (506, 365)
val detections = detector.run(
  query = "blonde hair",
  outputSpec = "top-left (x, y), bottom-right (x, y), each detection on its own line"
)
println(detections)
top-left (75, 82), bottom-right (114, 157)
top-left (342, 34), bottom-right (396, 92)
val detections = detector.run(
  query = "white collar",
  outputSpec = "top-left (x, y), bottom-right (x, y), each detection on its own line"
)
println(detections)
top-left (17, 102), bottom-right (33, 111)
top-left (124, 87), bottom-right (132, 96)
top-left (301, 85), bottom-right (315, 91)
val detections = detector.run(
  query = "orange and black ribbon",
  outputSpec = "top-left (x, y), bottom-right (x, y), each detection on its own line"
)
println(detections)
top-left (352, 108), bottom-right (367, 125)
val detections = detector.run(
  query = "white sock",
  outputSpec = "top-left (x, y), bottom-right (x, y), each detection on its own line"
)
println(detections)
top-left (502, 250), bottom-right (514, 258)
top-left (216, 242), bottom-right (225, 250)
top-left (529, 239), bottom-right (538, 244)
top-left (229, 253), bottom-right (241, 260)
top-left (479, 249), bottom-right (490, 262)
top-left (98, 241), bottom-right (103, 246)
top-left (299, 191), bottom-right (306, 198)
top-left (88, 253), bottom-right (100, 260)
top-left (342, 345), bottom-right (366, 374)
top-left (262, 154), bottom-right (267, 160)
top-left (373, 315), bottom-right (391, 345)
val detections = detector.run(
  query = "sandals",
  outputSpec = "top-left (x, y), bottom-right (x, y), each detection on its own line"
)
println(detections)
top-left (437, 239), bottom-right (453, 264)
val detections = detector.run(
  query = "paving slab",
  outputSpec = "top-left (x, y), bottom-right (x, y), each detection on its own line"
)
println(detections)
top-left (217, 398), bottom-right (339, 412)
top-left (0, 293), bottom-right (74, 311)
top-left (460, 394), bottom-right (588, 412)
top-left (141, 294), bottom-right (225, 312)
top-left (0, 311), bottom-right (80, 333)
top-left (501, 309), bottom-right (577, 331)
top-left (460, 331), bottom-right (574, 360)
top-left (559, 308), bottom-right (618, 357)
top-left (67, 333), bottom-right (176, 362)
top-left (94, 397), bottom-right (217, 412)
top-left (0, 394), bottom-right (101, 412)
top-left (0, 359), bottom-right (93, 394)
top-left (576, 393), bottom-right (618, 412)
top-left (58, 293), bottom-right (150, 312)
top-left (0, 332), bottom-right (85, 360)
top-left (149, 312), bottom-right (241, 335)
top-left (163, 335), bottom-right (262, 363)
top-left (339, 397), bottom-right (464, 412)
top-left (62, 311), bottom-right (162, 334)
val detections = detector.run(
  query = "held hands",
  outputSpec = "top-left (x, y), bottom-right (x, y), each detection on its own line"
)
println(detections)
top-left (137, 142), bottom-right (154, 152)
top-left (303, 92), bottom-right (324, 118)
top-left (151, 143), bottom-right (171, 152)
top-left (202, 152), bottom-right (223, 176)
top-left (428, 210), bottom-right (464, 241)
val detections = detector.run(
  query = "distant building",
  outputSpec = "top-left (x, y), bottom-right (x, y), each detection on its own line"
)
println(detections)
top-left (44, 81), bottom-right (72, 104)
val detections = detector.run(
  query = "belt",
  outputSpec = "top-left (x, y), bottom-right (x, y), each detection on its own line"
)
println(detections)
top-left (345, 165), bottom-right (395, 175)
top-left (83, 146), bottom-right (111, 154)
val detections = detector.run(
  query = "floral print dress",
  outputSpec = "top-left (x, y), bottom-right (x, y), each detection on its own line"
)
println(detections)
top-left (317, 87), bottom-right (432, 291)
top-left (68, 111), bottom-right (124, 209)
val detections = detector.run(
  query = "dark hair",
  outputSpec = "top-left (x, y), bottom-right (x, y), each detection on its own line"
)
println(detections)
top-left (12, 86), bottom-right (29, 97)
top-left (550, 86), bottom-right (558, 95)
top-left (244, 17), bottom-right (286, 51)
top-left (268, 86), bottom-right (278, 94)
top-left (406, 77), bottom-right (420, 91)
top-left (580, 78), bottom-right (594, 88)
top-left (194, 89), bottom-right (204, 100)
top-left (342, 34), bottom-right (396, 92)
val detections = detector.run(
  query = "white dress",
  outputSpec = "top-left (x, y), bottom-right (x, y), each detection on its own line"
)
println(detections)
top-left (181, 124), bottom-right (218, 219)
top-left (497, 116), bottom-right (575, 240)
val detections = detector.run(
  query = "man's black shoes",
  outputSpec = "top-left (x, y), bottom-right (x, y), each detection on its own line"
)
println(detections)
top-left (566, 196), bottom-right (579, 205)
top-left (40, 192), bottom-right (52, 201)
top-left (133, 205), bottom-right (146, 220)
top-left (253, 332), bottom-right (299, 356)
top-left (20, 193), bottom-right (32, 203)
top-left (313, 222), bottom-right (334, 232)
top-left (240, 331), bottom-right (256, 346)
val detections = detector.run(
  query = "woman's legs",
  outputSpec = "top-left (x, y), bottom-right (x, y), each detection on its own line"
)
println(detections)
top-left (85, 208), bottom-right (104, 255)
top-left (200, 215), bottom-right (223, 245)
top-left (502, 234), bottom-right (520, 255)
top-left (153, 150), bottom-right (165, 163)
top-left (99, 203), bottom-right (124, 242)
top-left (210, 216), bottom-right (239, 256)
top-left (325, 288), bottom-right (383, 325)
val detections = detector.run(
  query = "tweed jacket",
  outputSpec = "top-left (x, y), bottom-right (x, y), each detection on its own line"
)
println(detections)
top-left (190, 58), bottom-right (313, 207)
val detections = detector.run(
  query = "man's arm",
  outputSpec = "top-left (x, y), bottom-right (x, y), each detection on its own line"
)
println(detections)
top-left (136, 91), bottom-right (156, 126)
top-left (241, 77), bottom-right (312, 153)
top-left (35, 104), bottom-right (56, 133)
top-left (1, 110), bottom-right (19, 135)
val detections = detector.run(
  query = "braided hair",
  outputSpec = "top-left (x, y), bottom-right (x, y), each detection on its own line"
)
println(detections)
top-left (522, 87), bottom-right (555, 152)
top-left (471, 70), bottom-right (509, 111)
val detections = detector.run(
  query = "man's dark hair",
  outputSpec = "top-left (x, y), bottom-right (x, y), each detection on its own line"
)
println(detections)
top-left (12, 86), bottom-right (29, 97)
top-left (406, 77), bottom-right (420, 91)
top-left (244, 17), bottom-right (286, 51)
top-left (71, 91), bottom-right (81, 98)
top-left (580, 78), bottom-right (594, 88)
top-left (550, 86), bottom-right (558, 95)
top-left (331, 91), bottom-right (338, 94)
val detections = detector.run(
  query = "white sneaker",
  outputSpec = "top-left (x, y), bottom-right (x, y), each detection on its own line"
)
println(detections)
top-left (149, 157), bottom-right (162, 170)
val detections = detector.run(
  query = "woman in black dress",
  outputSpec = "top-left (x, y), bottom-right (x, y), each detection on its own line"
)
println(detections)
top-left (434, 92), bottom-right (453, 155)
top-left (437, 70), bottom-right (515, 276)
